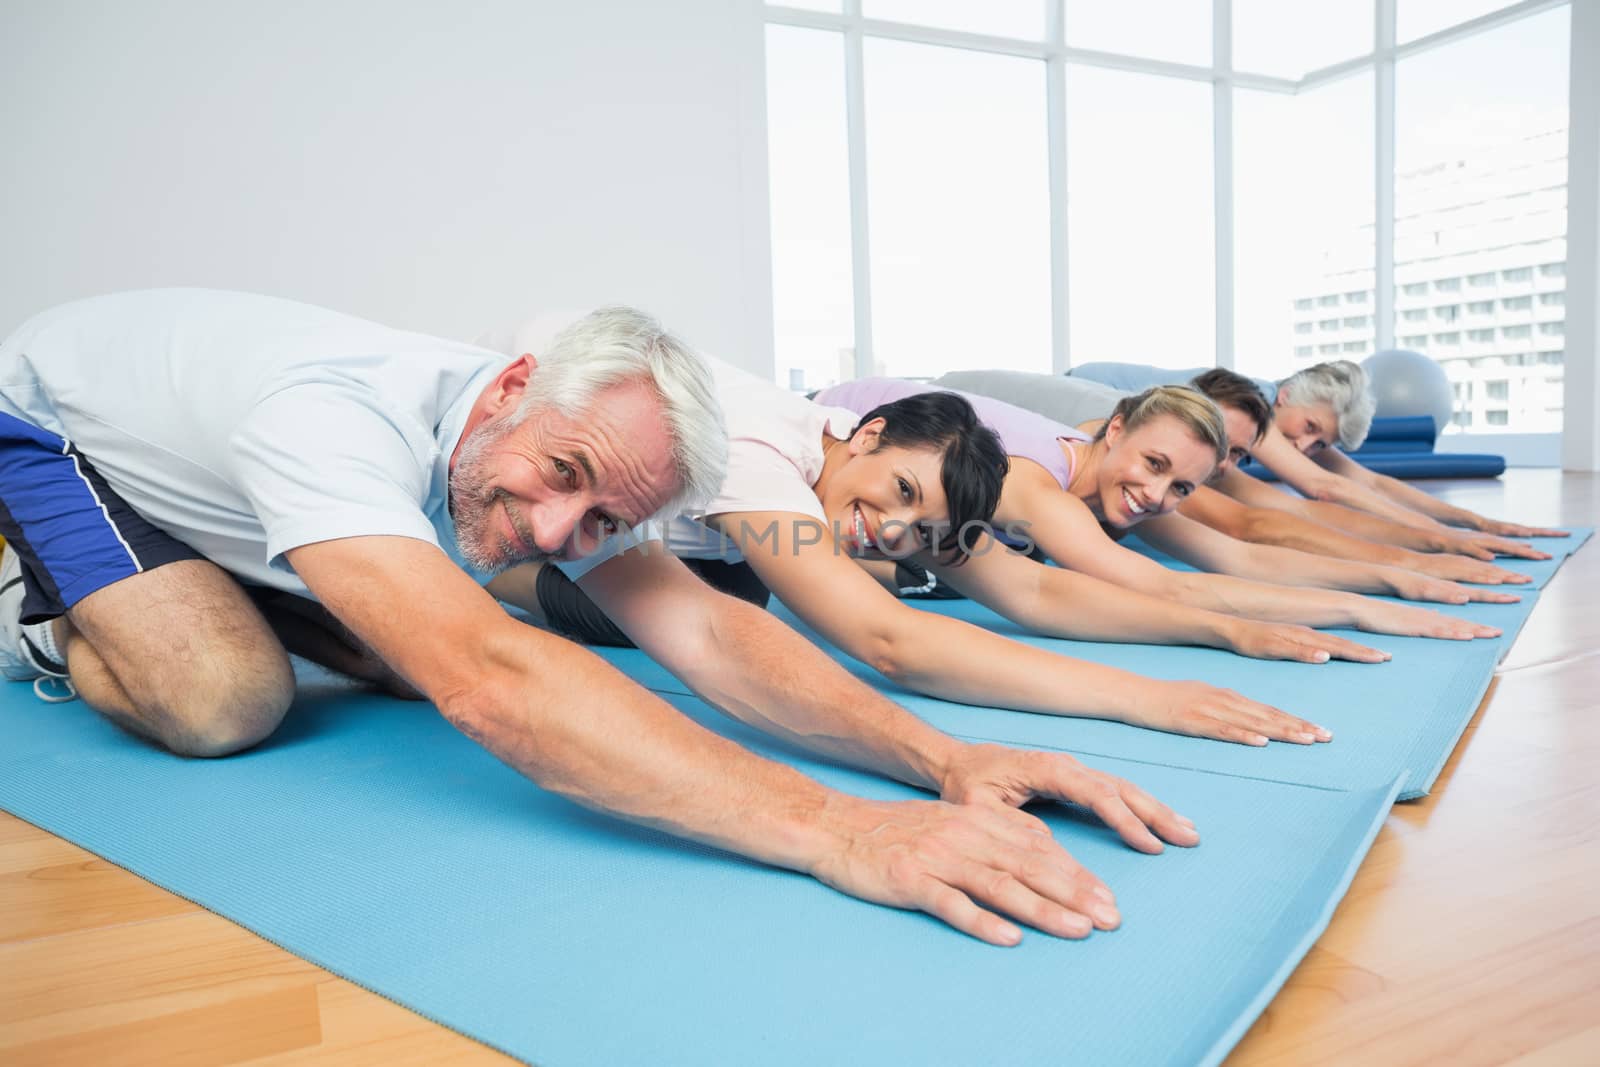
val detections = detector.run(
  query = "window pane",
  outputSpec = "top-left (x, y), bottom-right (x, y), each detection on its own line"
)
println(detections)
top-left (1068, 67), bottom-right (1213, 369)
top-left (1065, 1), bottom-right (1212, 67)
top-left (1234, 73), bottom-right (1374, 381)
top-left (1400, 1), bottom-right (1517, 44)
top-left (766, 26), bottom-right (855, 391)
top-left (864, 40), bottom-right (1051, 377)
top-left (863, 0), bottom-right (1043, 41)
top-left (1234, 0), bottom-right (1372, 79)
top-left (1395, 6), bottom-right (1568, 434)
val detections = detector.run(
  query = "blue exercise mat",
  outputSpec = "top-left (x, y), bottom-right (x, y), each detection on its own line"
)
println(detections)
top-left (0, 676), bottom-right (1401, 1067)
top-left (618, 596), bottom-right (1505, 803)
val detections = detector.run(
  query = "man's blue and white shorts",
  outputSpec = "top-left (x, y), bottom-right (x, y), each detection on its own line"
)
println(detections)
top-left (0, 410), bottom-right (200, 625)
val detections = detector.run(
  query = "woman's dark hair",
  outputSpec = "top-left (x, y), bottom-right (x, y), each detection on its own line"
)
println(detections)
top-left (849, 391), bottom-right (1009, 565)
top-left (1189, 368), bottom-right (1271, 443)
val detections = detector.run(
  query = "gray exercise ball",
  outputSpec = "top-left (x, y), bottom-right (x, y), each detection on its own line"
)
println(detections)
top-left (1362, 349), bottom-right (1454, 433)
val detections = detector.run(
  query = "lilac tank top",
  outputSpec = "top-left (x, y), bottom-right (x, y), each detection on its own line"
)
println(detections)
top-left (812, 377), bottom-right (1090, 491)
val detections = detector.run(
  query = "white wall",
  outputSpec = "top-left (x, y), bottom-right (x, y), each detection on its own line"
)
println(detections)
top-left (0, 0), bottom-right (775, 374)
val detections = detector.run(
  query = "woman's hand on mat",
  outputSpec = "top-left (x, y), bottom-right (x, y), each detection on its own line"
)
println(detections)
top-left (1401, 550), bottom-right (1532, 587)
top-left (1351, 600), bottom-right (1502, 641)
top-left (1437, 530), bottom-right (1551, 562)
top-left (1385, 571), bottom-right (1522, 606)
top-left (1473, 517), bottom-right (1568, 539)
top-left (1226, 620), bottom-right (1388, 664)
top-left (1131, 681), bottom-right (1333, 747)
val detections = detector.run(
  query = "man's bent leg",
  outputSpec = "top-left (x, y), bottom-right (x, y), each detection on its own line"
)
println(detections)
top-left (64, 560), bottom-right (294, 756)
top-left (0, 412), bottom-right (292, 755)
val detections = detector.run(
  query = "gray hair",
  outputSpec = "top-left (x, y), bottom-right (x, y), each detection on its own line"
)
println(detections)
top-left (1277, 360), bottom-right (1375, 450)
top-left (515, 307), bottom-right (728, 521)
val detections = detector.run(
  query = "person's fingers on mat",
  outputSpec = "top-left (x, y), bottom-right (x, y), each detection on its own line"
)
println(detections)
top-left (1114, 779), bottom-right (1200, 848)
top-left (1482, 536), bottom-right (1551, 560)
top-left (960, 868), bottom-right (1097, 940)
top-left (1485, 520), bottom-right (1568, 538)
top-left (1149, 681), bottom-right (1331, 747)
top-left (1232, 622), bottom-right (1382, 664)
top-left (1308, 631), bottom-right (1388, 663)
top-left (1222, 698), bottom-right (1327, 745)
top-left (946, 745), bottom-right (1199, 854)
top-left (937, 744), bottom-right (1182, 856)
top-left (920, 879), bottom-right (1026, 946)
top-left (1228, 696), bottom-right (1331, 744)
top-left (1464, 587), bottom-right (1521, 604)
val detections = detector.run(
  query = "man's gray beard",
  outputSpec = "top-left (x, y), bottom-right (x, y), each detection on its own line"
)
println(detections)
top-left (449, 419), bottom-right (552, 574)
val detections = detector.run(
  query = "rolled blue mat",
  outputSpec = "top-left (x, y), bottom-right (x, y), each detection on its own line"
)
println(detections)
top-left (0, 674), bottom-right (1402, 1067)
top-left (1352, 416), bottom-right (1439, 454)
top-left (1244, 452), bottom-right (1507, 480)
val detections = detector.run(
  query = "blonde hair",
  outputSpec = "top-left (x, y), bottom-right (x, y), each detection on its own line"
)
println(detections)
top-left (1095, 385), bottom-right (1228, 469)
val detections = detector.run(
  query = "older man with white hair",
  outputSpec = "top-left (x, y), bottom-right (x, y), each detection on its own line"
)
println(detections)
top-left (0, 288), bottom-right (1197, 946)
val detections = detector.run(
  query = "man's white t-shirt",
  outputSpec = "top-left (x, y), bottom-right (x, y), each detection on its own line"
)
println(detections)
top-left (0, 289), bottom-right (637, 598)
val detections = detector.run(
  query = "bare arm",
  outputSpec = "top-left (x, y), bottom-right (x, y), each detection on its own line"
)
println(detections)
top-left (1213, 467), bottom-right (1539, 566)
top-left (1133, 511), bottom-right (1519, 608)
top-left (1316, 449), bottom-right (1559, 556)
top-left (294, 535), bottom-right (1208, 944)
top-left (991, 479), bottom-right (1393, 651)
top-left (1177, 485), bottom-right (1532, 586)
top-left (1249, 428), bottom-right (1441, 530)
top-left (716, 511), bottom-right (1332, 746)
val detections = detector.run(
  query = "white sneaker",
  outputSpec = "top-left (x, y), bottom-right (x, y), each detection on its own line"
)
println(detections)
top-left (0, 546), bottom-right (77, 702)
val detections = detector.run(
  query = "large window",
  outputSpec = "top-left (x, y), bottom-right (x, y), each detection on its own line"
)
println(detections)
top-left (762, 1), bottom-right (1572, 448)
top-left (765, 25), bottom-right (854, 392)
top-left (1067, 65), bottom-right (1213, 369)
top-left (1395, 6), bottom-right (1570, 433)
top-left (1234, 73), bottom-right (1374, 381)
top-left (864, 40), bottom-right (1051, 379)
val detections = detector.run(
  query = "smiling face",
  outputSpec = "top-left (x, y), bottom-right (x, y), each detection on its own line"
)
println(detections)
top-left (449, 373), bottom-right (679, 573)
top-left (1094, 413), bottom-right (1219, 529)
top-left (1273, 389), bottom-right (1340, 455)
top-left (815, 419), bottom-right (951, 559)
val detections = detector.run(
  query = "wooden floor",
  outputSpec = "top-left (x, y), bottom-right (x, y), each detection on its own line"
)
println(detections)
top-left (2, 470), bottom-right (1597, 1066)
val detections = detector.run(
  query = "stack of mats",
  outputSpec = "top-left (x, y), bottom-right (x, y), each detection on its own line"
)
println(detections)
top-left (1244, 415), bottom-right (1507, 481)
top-left (0, 529), bottom-right (1589, 1065)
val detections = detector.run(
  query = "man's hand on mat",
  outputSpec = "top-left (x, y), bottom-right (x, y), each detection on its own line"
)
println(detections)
top-left (1401, 550), bottom-right (1532, 587)
top-left (938, 743), bottom-right (1200, 856)
top-left (811, 750), bottom-right (1199, 946)
top-left (1437, 530), bottom-right (1551, 562)
top-left (1131, 681), bottom-right (1334, 746)
top-left (1385, 571), bottom-right (1522, 606)
top-left (1351, 601), bottom-right (1502, 641)
top-left (1226, 620), bottom-right (1388, 664)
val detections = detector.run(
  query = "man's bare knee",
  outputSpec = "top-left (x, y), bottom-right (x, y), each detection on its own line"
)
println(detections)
top-left (160, 672), bottom-right (294, 758)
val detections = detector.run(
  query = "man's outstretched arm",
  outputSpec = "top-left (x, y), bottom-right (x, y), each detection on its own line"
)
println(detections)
top-left (578, 546), bottom-right (1199, 852)
top-left (289, 535), bottom-right (1182, 944)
